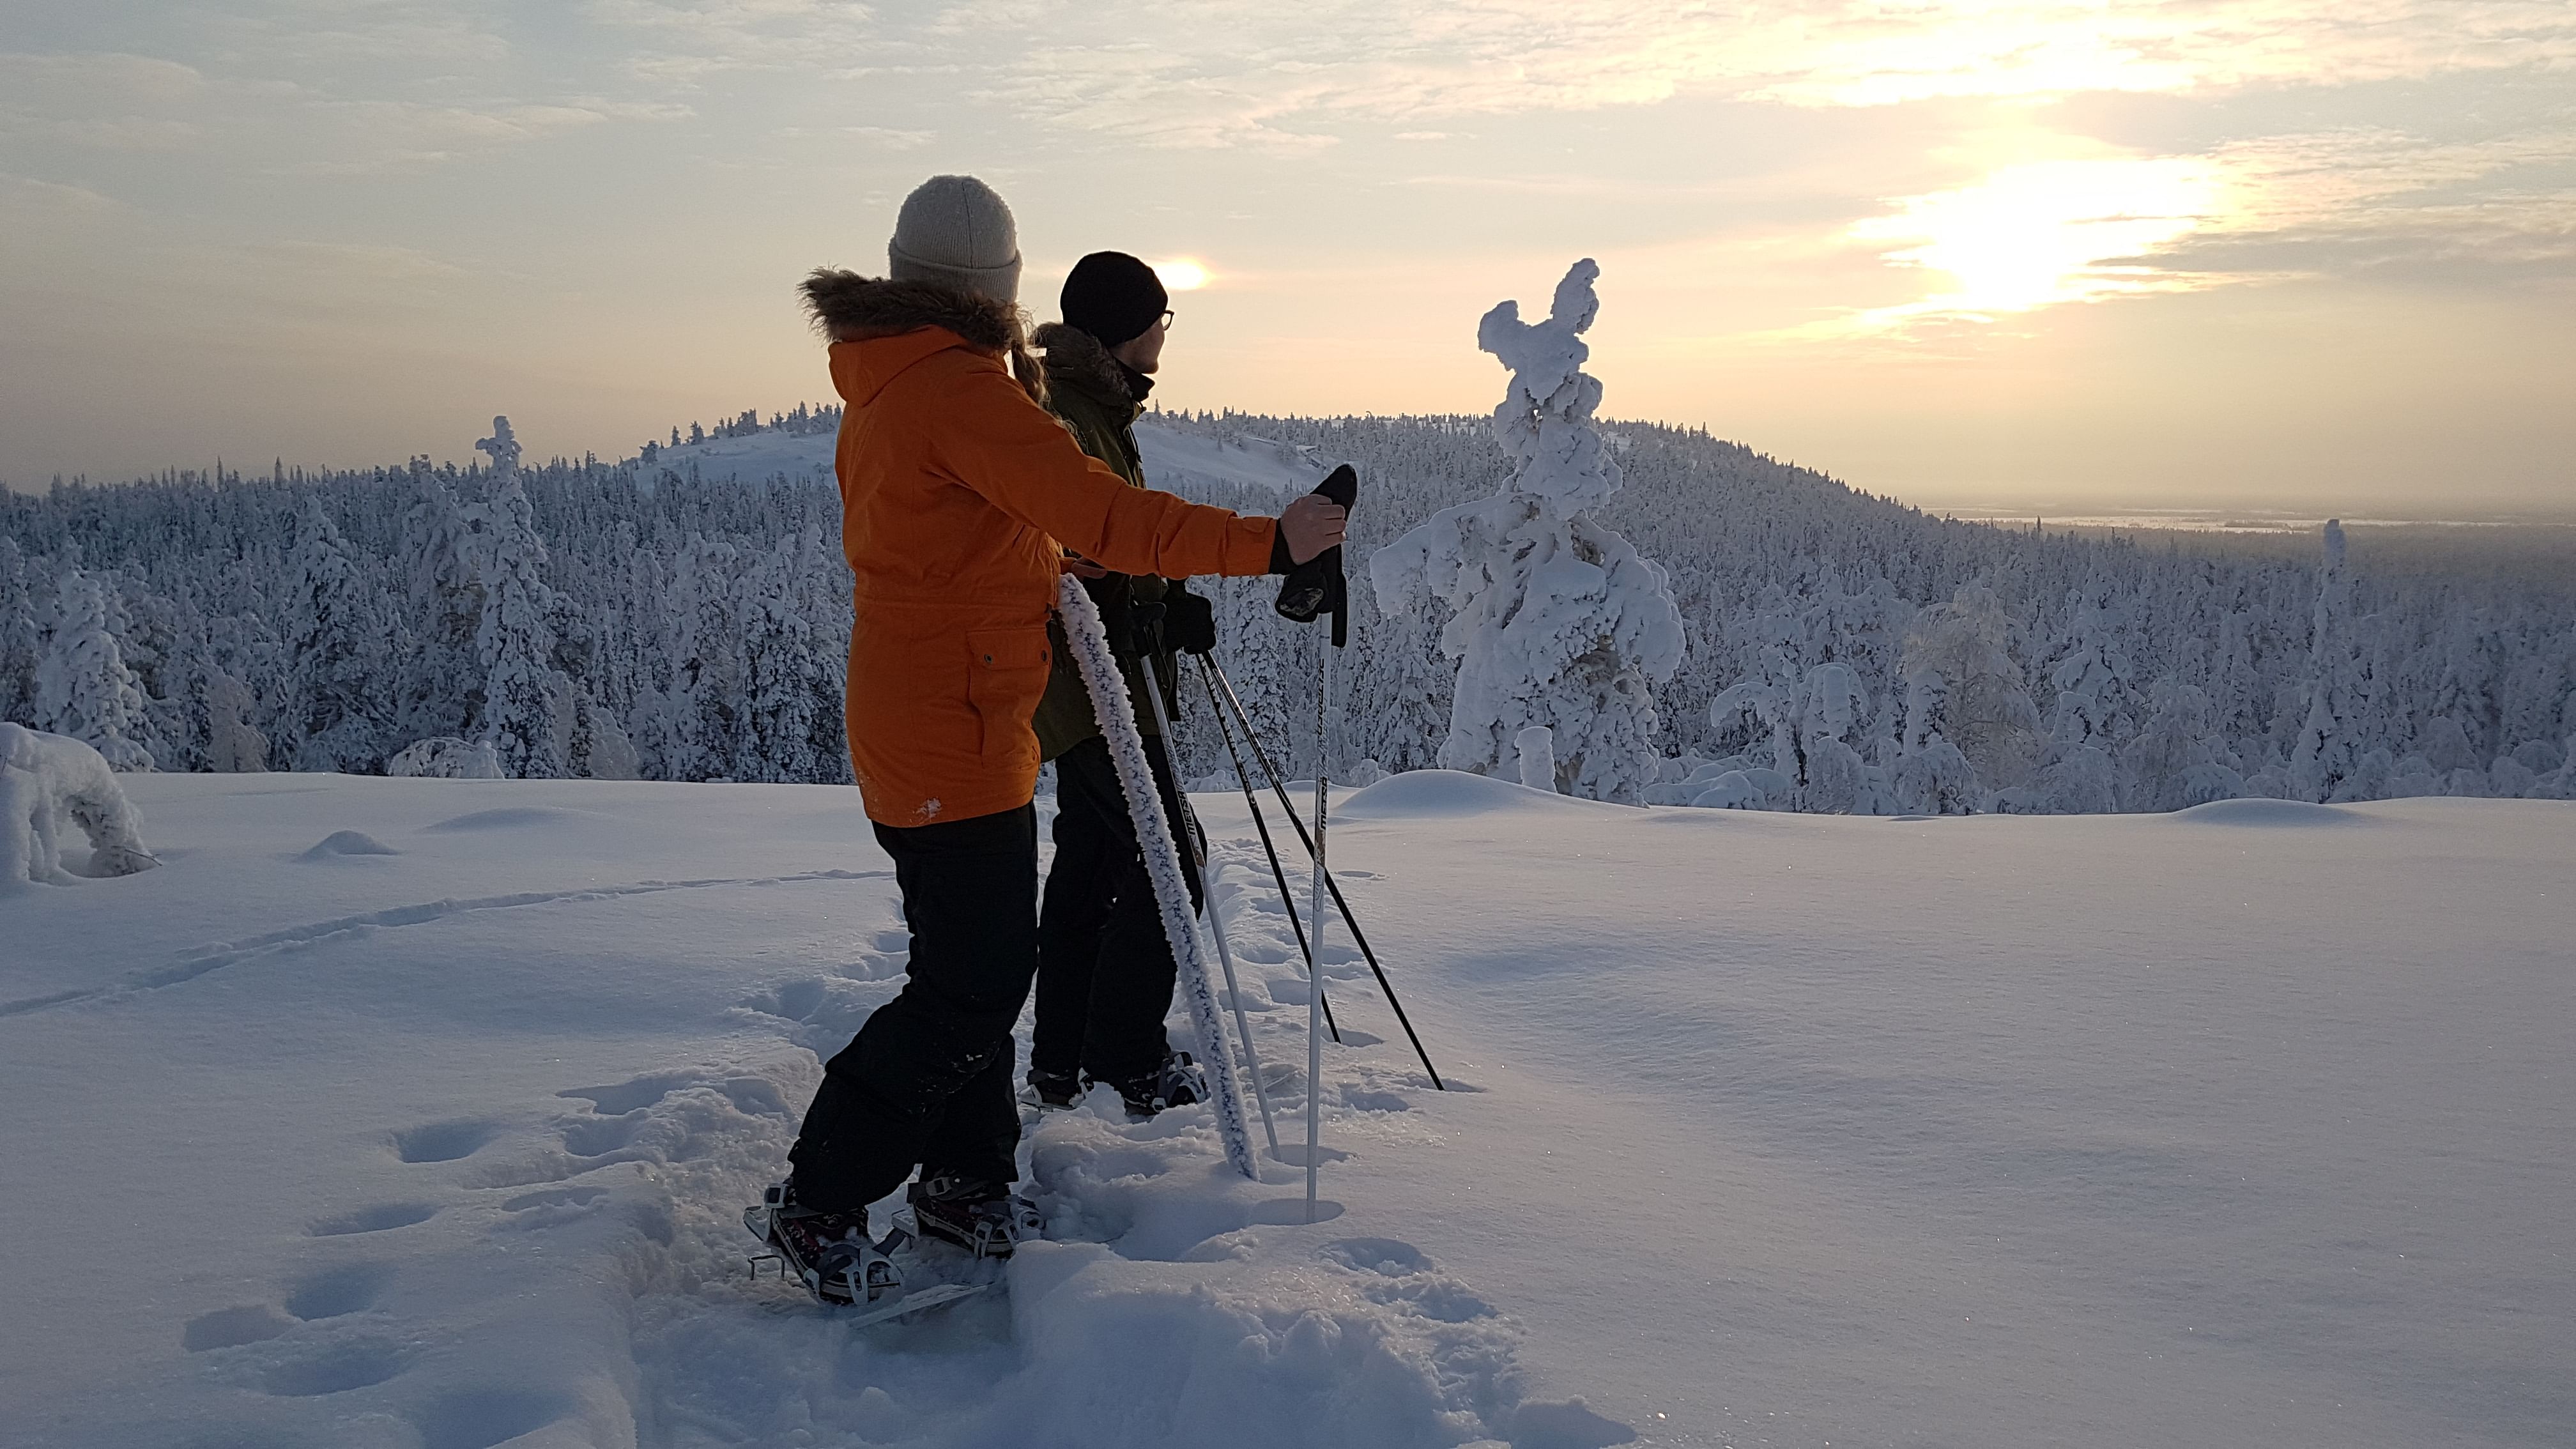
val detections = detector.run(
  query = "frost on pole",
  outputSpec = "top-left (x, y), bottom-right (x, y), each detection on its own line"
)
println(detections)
top-left (1370, 259), bottom-right (1684, 803)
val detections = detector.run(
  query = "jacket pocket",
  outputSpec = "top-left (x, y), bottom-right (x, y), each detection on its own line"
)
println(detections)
top-left (965, 625), bottom-right (1053, 758)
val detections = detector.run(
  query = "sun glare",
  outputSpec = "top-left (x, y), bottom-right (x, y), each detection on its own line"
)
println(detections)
top-left (1851, 157), bottom-right (2220, 319)
top-left (1154, 257), bottom-right (1211, 291)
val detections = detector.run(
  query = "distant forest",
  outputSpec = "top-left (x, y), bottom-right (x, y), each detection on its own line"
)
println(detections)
top-left (4, 409), bottom-right (2572, 811)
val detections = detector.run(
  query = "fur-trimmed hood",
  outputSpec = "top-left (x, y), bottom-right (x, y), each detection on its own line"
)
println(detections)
top-left (801, 269), bottom-right (1023, 352)
top-left (1031, 321), bottom-right (1144, 404)
top-left (803, 268), bottom-right (1044, 403)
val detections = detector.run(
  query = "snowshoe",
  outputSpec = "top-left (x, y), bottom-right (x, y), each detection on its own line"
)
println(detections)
top-left (1022, 1066), bottom-right (1082, 1111)
top-left (905, 1174), bottom-right (1043, 1259)
top-left (744, 1179), bottom-right (903, 1307)
top-left (1111, 1050), bottom-right (1206, 1120)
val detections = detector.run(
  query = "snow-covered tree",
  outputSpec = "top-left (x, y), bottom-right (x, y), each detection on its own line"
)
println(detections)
top-left (461, 418), bottom-right (572, 778)
top-left (1370, 260), bottom-right (1685, 802)
top-left (2289, 521), bottom-right (2364, 802)
top-left (733, 533), bottom-right (844, 783)
top-left (0, 537), bottom-right (38, 727)
top-left (1899, 583), bottom-right (2043, 801)
top-left (31, 569), bottom-right (156, 770)
top-left (280, 497), bottom-right (397, 772)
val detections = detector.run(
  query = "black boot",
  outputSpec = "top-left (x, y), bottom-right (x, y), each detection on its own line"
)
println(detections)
top-left (1022, 1066), bottom-right (1082, 1111)
top-left (1110, 1050), bottom-right (1206, 1120)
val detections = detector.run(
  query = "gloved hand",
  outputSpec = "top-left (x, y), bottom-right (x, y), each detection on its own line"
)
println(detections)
top-left (1275, 464), bottom-right (1357, 626)
top-left (1089, 572), bottom-right (1137, 656)
top-left (1164, 582), bottom-right (1218, 656)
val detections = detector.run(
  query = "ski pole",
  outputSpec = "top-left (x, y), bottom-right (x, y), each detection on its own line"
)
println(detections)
top-left (1197, 656), bottom-right (1341, 1045)
top-left (1137, 643), bottom-right (1282, 1160)
top-left (1306, 632), bottom-right (1331, 1221)
top-left (1206, 656), bottom-right (1446, 1091)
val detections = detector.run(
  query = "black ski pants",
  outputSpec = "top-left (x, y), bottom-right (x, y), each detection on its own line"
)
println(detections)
top-left (1031, 733), bottom-right (1204, 1088)
top-left (787, 804), bottom-right (1036, 1214)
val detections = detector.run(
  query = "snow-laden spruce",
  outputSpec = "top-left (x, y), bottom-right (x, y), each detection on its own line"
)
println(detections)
top-left (0, 723), bottom-right (156, 885)
top-left (1370, 261), bottom-right (1685, 803)
top-left (29, 569), bottom-right (157, 773)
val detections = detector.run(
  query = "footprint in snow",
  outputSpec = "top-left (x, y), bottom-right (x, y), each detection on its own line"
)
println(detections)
top-left (390, 1118), bottom-right (503, 1163)
top-left (283, 1262), bottom-right (392, 1321)
top-left (414, 1386), bottom-right (578, 1449)
top-left (307, 1202), bottom-right (437, 1236)
top-left (183, 1304), bottom-right (295, 1352)
top-left (257, 1337), bottom-right (408, 1397)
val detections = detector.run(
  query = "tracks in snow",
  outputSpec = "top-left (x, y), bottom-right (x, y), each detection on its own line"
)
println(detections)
top-left (0, 868), bottom-right (892, 1018)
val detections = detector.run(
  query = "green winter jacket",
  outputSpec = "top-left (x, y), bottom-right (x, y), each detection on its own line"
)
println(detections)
top-left (1031, 322), bottom-right (1179, 760)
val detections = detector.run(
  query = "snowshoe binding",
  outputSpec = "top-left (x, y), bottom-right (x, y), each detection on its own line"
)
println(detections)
top-left (1111, 1050), bottom-right (1206, 1120)
top-left (744, 1179), bottom-right (903, 1307)
top-left (905, 1174), bottom-right (1043, 1259)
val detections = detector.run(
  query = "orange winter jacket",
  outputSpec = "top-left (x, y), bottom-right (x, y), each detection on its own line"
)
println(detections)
top-left (827, 324), bottom-right (1276, 827)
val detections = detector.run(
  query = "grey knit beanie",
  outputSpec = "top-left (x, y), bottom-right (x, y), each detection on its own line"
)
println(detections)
top-left (888, 174), bottom-right (1022, 305)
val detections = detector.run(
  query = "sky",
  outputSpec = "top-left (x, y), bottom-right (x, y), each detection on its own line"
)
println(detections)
top-left (3, 1), bottom-right (2572, 516)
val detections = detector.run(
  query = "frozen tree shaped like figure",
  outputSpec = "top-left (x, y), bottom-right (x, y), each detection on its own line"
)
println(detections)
top-left (1370, 260), bottom-right (1684, 802)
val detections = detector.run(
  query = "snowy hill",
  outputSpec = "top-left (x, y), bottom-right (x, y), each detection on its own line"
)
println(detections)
top-left (644, 417), bottom-right (1323, 498)
top-left (5, 772), bottom-right (2570, 1448)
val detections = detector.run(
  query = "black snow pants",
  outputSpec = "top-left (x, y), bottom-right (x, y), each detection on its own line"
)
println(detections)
top-left (786, 804), bottom-right (1036, 1213)
top-left (1030, 732), bottom-right (1204, 1089)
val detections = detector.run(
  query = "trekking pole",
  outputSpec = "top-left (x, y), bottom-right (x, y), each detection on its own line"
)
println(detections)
top-left (1305, 631), bottom-right (1331, 1221)
top-left (1273, 464), bottom-right (1360, 1222)
top-left (1197, 656), bottom-right (1341, 1045)
top-left (1137, 641), bottom-right (1282, 1160)
top-left (1205, 656), bottom-right (1446, 1091)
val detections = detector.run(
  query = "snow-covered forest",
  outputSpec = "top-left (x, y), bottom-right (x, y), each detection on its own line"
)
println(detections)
top-left (4, 408), bottom-right (2572, 811)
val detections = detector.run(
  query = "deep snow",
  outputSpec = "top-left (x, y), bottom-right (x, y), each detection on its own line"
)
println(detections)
top-left (3, 770), bottom-right (2570, 1448)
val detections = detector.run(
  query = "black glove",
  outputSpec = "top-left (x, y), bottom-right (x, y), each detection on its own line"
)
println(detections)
top-left (1276, 464), bottom-right (1357, 647)
top-left (1087, 572), bottom-right (1138, 657)
top-left (1164, 583), bottom-right (1217, 656)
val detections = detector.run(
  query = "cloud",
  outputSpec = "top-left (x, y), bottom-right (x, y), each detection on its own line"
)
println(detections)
top-left (1810, 124), bottom-right (2576, 335)
top-left (891, 0), bottom-right (2576, 147)
top-left (586, 0), bottom-right (879, 80)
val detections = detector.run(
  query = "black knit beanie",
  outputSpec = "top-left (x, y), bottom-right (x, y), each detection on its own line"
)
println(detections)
top-left (1060, 252), bottom-right (1169, 348)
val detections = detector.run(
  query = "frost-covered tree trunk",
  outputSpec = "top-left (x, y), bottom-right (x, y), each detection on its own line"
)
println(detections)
top-left (1370, 260), bottom-right (1684, 804)
top-left (31, 570), bottom-right (156, 771)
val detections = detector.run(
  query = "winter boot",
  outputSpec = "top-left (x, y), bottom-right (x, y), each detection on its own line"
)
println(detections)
top-left (1111, 1050), bottom-right (1206, 1120)
top-left (1022, 1066), bottom-right (1082, 1111)
top-left (906, 1174), bottom-right (1043, 1259)
top-left (746, 1179), bottom-right (903, 1306)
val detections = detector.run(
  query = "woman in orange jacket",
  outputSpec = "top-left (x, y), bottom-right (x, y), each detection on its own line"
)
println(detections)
top-left (756, 176), bottom-right (1344, 1302)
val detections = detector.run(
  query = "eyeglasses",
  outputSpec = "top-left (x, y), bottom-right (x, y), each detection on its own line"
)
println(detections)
top-left (1158, 309), bottom-right (1175, 331)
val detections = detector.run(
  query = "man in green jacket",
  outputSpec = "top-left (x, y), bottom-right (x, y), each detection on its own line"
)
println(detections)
top-left (1027, 251), bottom-right (1218, 1118)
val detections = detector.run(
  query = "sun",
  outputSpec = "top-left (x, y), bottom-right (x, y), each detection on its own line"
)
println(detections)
top-left (1154, 257), bottom-right (1211, 291)
top-left (1852, 156), bottom-right (2220, 318)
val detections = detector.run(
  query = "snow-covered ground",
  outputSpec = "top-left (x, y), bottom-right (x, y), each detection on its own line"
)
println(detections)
top-left (647, 418), bottom-right (1318, 496)
top-left (4, 772), bottom-right (2571, 1448)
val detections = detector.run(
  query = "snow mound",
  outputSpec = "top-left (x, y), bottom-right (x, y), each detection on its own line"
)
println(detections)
top-left (299, 829), bottom-right (401, 860)
top-left (422, 806), bottom-right (598, 832)
top-left (1338, 768), bottom-right (1610, 820)
top-left (0, 722), bottom-right (157, 885)
top-left (2170, 798), bottom-right (2375, 827)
